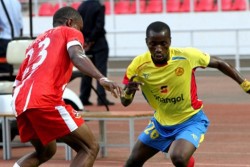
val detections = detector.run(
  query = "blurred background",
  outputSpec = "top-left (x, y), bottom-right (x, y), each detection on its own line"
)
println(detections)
top-left (1, 1), bottom-right (250, 166)
top-left (19, 0), bottom-right (250, 75)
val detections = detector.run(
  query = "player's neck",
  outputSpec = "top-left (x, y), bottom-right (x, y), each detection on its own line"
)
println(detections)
top-left (154, 60), bottom-right (168, 67)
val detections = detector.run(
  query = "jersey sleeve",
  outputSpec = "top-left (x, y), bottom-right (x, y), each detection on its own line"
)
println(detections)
top-left (63, 27), bottom-right (84, 50)
top-left (123, 62), bottom-right (136, 85)
top-left (185, 47), bottom-right (210, 68)
top-left (122, 54), bottom-right (147, 85)
top-left (122, 57), bottom-right (141, 85)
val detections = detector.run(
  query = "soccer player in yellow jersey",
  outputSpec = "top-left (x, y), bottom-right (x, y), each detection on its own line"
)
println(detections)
top-left (121, 21), bottom-right (250, 167)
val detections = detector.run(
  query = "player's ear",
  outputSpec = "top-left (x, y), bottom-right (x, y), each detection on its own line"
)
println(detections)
top-left (65, 18), bottom-right (73, 27)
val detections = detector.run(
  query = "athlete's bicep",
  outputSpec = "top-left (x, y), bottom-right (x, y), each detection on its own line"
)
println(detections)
top-left (67, 45), bottom-right (94, 73)
top-left (207, 56), bottom-right (225, 69)
top-left (68, 45), bottom-right (86, 60)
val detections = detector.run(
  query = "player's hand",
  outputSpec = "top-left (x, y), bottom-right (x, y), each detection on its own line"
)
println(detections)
top-left (99, 77), bottom-right (122, 98)
top-left (240, 79), bottom-right (250, 94)
top-left (125, 75), bottom-right (143, 94)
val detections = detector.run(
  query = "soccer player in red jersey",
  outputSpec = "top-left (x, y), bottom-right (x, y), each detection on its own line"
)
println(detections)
top-left (121, 21), bottom-right (250, 167)
top-left (12, 7), bottom-right (122, 167)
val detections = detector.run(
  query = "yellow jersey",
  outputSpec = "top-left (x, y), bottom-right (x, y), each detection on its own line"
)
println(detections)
top-left (123, 47), bottom-right (210, 126)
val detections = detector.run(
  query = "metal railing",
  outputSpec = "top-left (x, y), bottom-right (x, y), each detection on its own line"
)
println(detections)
top-left (107, 28), bottom-right (250, 71)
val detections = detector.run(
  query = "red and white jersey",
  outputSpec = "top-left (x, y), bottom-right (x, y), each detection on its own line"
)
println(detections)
top-left (12, 26), bottom-right (84, 116)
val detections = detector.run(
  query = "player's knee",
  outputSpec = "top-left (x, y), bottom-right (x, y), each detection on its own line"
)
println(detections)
top-left (90, 141), bottom-right (99, 156)
top-left (124, 155), bottom-right (144, 167)
top-left (38, 145), bottom-right (57, 163)
top-left (170, 153), bottom-right (189, 167)
top-left (79, 140), bottom-right (99, 157)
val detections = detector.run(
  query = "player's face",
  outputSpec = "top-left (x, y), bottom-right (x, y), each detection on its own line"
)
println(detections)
top-left (146, 30), bottom-right (171, 65)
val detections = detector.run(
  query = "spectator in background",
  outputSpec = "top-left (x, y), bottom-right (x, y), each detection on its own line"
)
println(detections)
top-left (0, 0), bottom-right (23, 74)
top-left (0, 0), bottom-right (23, 143)
top-left (78, 0), bottom-right (114, 106)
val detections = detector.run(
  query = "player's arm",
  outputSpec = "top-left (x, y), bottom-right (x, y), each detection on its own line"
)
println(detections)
top-left (68, 44), bottom-right (122, 98)
top-left (208, 56), bottom-right (250, 94)
top-left (121, 75), bottom-right (142, 106)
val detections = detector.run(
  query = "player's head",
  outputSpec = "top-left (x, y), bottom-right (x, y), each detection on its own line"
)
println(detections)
top-left (53, 6), bottom-right (83, 31)
top-left (145, 21), bottom-right (171, 65)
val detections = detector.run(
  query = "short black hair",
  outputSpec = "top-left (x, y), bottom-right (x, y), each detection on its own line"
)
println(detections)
top-left (146, 21), bottom-right (171, 38)
top-left (53, 6), bottom-right (82, 27)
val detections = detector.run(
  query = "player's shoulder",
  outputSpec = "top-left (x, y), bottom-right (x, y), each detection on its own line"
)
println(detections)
top-left (131, 51), bottom-right (152, 66)
top-left (132, 51), bottom-right (151, 63)
top-left (171, 47), bottom-right (208, 58)
top-left (171, 47), bottom-right (201, 54)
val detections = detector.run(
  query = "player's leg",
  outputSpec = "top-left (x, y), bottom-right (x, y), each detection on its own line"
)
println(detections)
top-left (124, 140), bottom-right (159, 167)
top-left (168, 110), bottom-right (209, 167)
top-left (58, 123), bottom-right (99, 167)
top-left (168, 139), bottom-right (196, 167)
top-left (187, 156), bottom-right (195, 167)
top-left (14, 111), bottom-right (57, 166)
top-left (53, 105), bottom-right (99, 166)
top-left (14, 139), bottom-right (57, 166)
top-left (125, 118), bottom-right (168, 167)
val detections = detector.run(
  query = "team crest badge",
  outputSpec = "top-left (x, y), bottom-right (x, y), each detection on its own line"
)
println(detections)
top-left (175, 67), bottom-right (184, 76)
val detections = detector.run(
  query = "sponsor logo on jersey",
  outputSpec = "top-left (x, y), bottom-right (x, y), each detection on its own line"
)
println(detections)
top-left (153, 94), bottom-right (184, 104)
top-left (160, 85), bottom-right (168, 93)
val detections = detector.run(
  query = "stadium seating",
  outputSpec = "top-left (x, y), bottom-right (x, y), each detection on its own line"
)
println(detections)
top-left (115, 0), bottom-right (133, 14)
top-left (166, 0), bottom-right (180, 12)
top-left (37, 0), bottom-right (249, 16)
top-left (130, 1), bottom-right (136, 13)
top-left (166, 0), bottom-right (190, 13)
top-left (231, 0), bottom-right (247, 10)
top-left (104, 1), bottom-right (111, 14)
top-left (139, 0), bottom-right (147, 13)
top-left (144, 0), bottom-right (163, 13)
top-left (194, 0), bottom-right (218, 12)
top-left (71, 2), bottom-right (81, 10)
top-left (130, 0), bottom-right (147, 13)
top-left (54, 2), bottom-right (67, 13)
top-left (179, 0), bottom-right (190, 12)
top-left (38, 2), bottom-right (54, 16)
top-left (221, 0), bottom-right (233, 10)
top-left (38, 2), bottom-right (69, 16)
top-left (222, 0), bottom-right (247, 11)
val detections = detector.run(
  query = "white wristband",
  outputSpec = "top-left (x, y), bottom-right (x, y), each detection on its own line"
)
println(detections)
top-left (13, 163), bottom-right (20, 167)
top-left (99, 77), bottom-right (109, 82)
